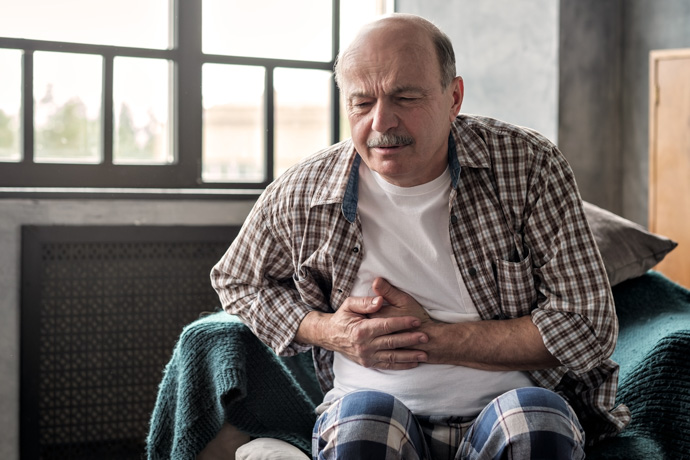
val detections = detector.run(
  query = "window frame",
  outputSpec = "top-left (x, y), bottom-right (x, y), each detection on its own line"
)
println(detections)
top-left (0, 0), bottom-right (341, 197)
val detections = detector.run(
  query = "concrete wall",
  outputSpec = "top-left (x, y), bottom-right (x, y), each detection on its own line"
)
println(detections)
top-left (558, 0), bottom-right (623, 214)
top-left (397, 0), bottom-right (560, 144)
top-left (399, 0), bottom-right (690, 224)
top-left (0, 199), bottom-right (254, 460)
top-left (620, 0), bottom-right (690, 225)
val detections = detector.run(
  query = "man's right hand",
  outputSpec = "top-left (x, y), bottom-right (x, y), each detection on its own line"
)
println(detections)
top-left (295, 295), bottom-right (429, 370)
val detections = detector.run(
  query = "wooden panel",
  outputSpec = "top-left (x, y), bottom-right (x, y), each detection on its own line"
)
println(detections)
top-left (649, 49), bottom-right (690, 288)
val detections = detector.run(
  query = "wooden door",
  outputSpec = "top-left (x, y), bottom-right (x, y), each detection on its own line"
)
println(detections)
top-left (649, 48), bottom-right (690, 288)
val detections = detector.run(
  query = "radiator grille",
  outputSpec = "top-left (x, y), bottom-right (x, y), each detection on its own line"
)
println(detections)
top-left (21, 226), bottom-right (239, 459)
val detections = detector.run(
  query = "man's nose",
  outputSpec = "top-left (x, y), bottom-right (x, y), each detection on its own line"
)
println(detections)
top-left (371, 100), bottom-right (399, 133)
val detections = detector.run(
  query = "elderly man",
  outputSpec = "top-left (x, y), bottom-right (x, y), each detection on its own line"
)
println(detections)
top-left (212, 13), bottom-right (630, 460)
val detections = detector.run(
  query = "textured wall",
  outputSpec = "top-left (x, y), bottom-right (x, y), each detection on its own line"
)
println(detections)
top-left (559, 0), bottom-right (623, 214)
top-left (399, 0), bottom-right (690, 225)
top-left (396, 0), bottom-right (560, 143)
top-left (621, 0), bottom-right (690, 225)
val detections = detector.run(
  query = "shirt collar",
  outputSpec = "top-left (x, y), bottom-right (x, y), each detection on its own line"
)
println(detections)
top-left (313, 116), bottom-right (491, 223)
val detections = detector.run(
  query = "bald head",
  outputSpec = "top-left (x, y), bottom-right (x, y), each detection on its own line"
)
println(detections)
top-left (334, 14), bottom-right (456, 90)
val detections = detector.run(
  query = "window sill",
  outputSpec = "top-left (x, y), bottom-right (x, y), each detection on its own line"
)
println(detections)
top-left (0, 187), bottom-right (263, 200)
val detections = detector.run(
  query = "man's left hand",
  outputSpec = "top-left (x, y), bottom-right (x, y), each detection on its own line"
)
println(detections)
top-left (368, 277), bottom-right (433, 325)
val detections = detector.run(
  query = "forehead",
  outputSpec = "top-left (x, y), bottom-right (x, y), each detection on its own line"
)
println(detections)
top-left (339, 22), bottom-right (440, 95)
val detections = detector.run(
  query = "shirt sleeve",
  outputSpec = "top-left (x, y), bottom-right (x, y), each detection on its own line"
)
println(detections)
top-left (526, 147), bottom-right (618, 375)
top-left (210, 189), bottom-right (314, 357)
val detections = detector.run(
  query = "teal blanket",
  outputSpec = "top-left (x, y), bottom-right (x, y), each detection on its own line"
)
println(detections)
top-left (588, 272), bottom-right (690, 459)
top-left (146, 314), bottom-right (322, 459)
top-left (147, 272), bottom-right (690, 459)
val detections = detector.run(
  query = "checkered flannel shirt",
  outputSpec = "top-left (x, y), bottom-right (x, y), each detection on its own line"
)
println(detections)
top-left (211, 114), bottom-right (631, 442)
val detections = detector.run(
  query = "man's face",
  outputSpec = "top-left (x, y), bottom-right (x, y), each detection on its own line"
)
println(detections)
top-left (339, 23), bottom-right (463, 187)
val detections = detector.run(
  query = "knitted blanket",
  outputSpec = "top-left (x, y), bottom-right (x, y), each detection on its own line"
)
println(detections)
top-left (147, 272), bottom-right (690, 459)
top-left (146, 313), bottom-right (322, 459)
top-left (588, 271), bottom-right (690, 459)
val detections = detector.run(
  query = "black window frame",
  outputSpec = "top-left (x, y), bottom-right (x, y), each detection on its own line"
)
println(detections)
top-left (0, 0), bottom-right (341, 198)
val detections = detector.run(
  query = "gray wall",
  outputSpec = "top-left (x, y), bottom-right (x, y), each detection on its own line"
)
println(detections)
top-left (620, 0), bottom-right (690, 225)
top-left (559, 0), bottom-right (623, 214)
top-left (399, 0), bottom-right (690, 224)
top-left (397, 0), bottom-right (560, 143)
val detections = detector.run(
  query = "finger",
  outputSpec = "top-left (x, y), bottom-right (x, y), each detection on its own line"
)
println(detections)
top-left (371, 349), bottom-right (428, 365)
top-left (371, 330), bottom-right (429, 350)
top-left (367, 304), bottom-right (408, 319)
top-left (342, 295), bottom-right (385, 315)
top-left (366, 316), bottom-right (422, 336)
top-left (372, 361), bottom-right (422, 370)
top-left (372, 277), bottom-right (408, 305)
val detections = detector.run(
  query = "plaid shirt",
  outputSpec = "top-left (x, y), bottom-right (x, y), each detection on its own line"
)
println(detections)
top-left (211, 114), bottom-right (631, 442)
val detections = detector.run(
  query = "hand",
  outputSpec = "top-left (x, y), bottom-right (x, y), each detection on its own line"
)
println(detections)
top-left (296, 294), bottom-right (429, 370)
top-left (367, 278), bottom-right (560, 371)
top-left (368, 277), bottom-right (432, 324)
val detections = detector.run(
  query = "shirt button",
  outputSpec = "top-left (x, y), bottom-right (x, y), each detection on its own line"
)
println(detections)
top-left (468, 267), bottom-right (477, 276)
top-left (352, 247), bottom-right (359, 253)
top-left (450, 215), bottom-right (458, 224)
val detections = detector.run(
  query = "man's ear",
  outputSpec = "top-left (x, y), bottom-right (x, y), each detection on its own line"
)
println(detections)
top-left (449, 76), bottom-right (464, 121)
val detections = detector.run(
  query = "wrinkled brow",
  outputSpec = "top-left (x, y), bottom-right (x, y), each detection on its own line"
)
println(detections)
top-left (348, 85), bottom-right (430, 100)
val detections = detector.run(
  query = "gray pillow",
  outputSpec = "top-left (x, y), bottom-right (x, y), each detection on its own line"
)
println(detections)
top-left (583, 201), bottom-right (677, 286)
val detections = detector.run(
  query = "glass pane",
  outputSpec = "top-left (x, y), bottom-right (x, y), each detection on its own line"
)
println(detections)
top-left (340, 0), bottom-right (391, 52)
top-left (202, 64), bottom-right (265, 183)
top-left (0, 49), bottom-right (22, 162)
top-left (338, 0), bottom-right (391, 140)
top-left (34, 52), bottom-right (102, 164)
top-left (203, 0), bottom-right (332, 61)
top-left (114, 57), bottom-right (172, 165)
top-left (0, 0), bottom-right (170, 49)
top-left (274, 68), bottom-right (331, 178)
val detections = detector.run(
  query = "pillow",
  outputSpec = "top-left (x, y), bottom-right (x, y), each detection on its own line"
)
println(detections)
top-left (583, 201), bottom-right (677, 286)
top-left (235, 438), bottom-right (310, 460)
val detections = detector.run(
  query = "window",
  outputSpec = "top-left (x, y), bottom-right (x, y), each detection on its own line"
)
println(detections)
top-left (0, 0), bottom-right (391, 196)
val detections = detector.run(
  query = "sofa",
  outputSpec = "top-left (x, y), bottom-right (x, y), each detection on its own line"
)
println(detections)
top-left (147, 202), bottom-right (690, 459)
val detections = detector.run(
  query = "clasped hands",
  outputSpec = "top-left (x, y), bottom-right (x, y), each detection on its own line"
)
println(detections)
top-left (297, 277), bottom-right (559, 372)
top-left (320, 277), bottom-right (437, 370)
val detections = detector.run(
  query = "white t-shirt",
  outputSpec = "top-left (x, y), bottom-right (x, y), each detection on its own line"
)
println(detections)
top-left (322, 162), bottom-right (534, 416)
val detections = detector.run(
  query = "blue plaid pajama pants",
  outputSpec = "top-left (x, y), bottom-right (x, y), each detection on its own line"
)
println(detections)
top-left (312, 388), bottom-right (585, 459)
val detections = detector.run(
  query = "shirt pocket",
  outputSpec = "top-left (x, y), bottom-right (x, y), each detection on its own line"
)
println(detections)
top-left (493, 248), bottom-right (537, 318)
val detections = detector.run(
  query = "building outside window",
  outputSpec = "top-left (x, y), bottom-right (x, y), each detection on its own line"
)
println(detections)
top-left (0, 0), bottom-right (391, 196)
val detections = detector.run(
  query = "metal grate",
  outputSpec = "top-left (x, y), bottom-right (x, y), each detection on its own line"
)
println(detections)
top-left (20, 225), bottom-right (239, 459)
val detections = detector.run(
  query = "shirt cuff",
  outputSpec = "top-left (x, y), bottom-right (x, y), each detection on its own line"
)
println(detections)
top-left (531, 309), bottom-right (605, 375)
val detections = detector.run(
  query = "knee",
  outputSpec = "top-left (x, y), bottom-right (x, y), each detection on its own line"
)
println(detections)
top-left (315, 390), bottom-right (405, 439)
top-left (336, 390), bottom-right (402, 419)
top-left (313, 391), bottom-right (424, 460)
top-left (505, 387), bottom-right (571, 413)
top-left (466, 387), bottom-right (585, 459)
top-left (495, 387), bottom-right (582, 435)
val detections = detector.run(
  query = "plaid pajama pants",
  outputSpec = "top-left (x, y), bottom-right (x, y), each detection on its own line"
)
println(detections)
top-left (312, 388), bottom-right (585, 460)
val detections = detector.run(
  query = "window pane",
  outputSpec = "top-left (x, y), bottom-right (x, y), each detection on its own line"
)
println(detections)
top-left (340, 0), bottom-right (391, 52)
top-left (202, 64), bottom-right (265, 183)
top-left (0, 0), bottom-right (170, 49)
top-left (338, 0), bottom-right (392, 140)
top-left (0, 49), bottom-right (22, 162)
top-left (34, 52), bottom-right (102, 164)
top-left (114, 57), bottom-right (172, 165)
top-left (274, 68), bottom-right (331, 178)
top-left (203, 0), bottom-right (332, 61)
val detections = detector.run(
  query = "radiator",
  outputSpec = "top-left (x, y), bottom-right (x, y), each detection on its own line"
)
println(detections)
top-left (20, 225), bottom-right (239, 459)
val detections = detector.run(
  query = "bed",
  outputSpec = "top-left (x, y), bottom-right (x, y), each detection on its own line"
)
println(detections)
top-left (146, 202), bottom-right (689, 460)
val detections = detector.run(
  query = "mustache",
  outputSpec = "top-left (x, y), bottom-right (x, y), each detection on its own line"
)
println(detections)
top-left (366, 133), bottom-right (414, 148)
